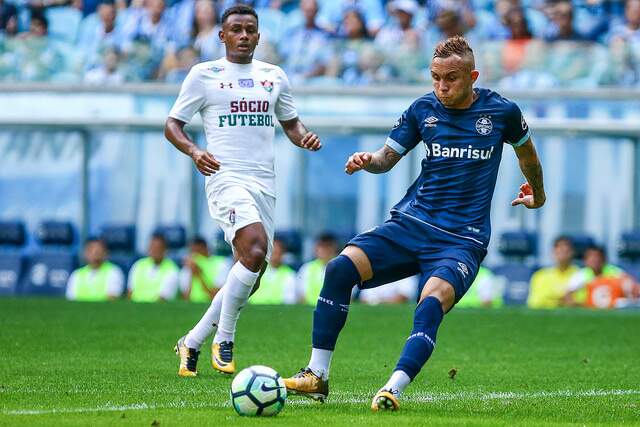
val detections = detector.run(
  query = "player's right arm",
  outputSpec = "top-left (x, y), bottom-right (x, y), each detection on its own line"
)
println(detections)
top-left (164, 65), bottom-right (220, 176)
top-left (345, 146), bottom-right (402, 175)
top-left (345, 102), bottom-right (420, 175)
top-left (165, 118), bottom-right (220, 176)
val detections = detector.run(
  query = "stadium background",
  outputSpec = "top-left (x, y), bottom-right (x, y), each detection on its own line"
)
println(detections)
top-left (1, 1), bottom-right (640, 424)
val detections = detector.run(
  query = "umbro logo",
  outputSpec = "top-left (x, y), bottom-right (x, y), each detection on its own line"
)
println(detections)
top-left (424, 116), bottom-right (438, 127)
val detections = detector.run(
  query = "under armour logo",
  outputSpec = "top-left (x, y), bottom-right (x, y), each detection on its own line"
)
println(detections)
top-left (220, 82), bottom-right (233, 88)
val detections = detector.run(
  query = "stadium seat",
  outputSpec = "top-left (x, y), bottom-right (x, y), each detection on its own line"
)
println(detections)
top-left (22, 221), bottom-right (77, 297)
top-left (0, 221), bottom-right (27, 296)
top-left (101, 224), bottom-right (138, 276)
top-left (568, 234), bottom-right (596, 262)
top-left (275, 229), bottom-right (302, 269)
top-left (45, 7), bottom-right (82, 43)
top-left (494, 231), bottom-right (538, 305)
top-left (618, 231), bottom-right (640, 281)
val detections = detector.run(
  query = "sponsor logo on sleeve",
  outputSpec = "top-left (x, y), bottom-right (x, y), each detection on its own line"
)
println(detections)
top-left (457, 262), bottom-right (469, 278)
top-left (521, 114), bottom-right (528, 130)
top-left (229, 209), bottom-right (236, 225)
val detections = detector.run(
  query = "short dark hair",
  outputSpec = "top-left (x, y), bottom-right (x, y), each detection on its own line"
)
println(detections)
top-left (553, 235), bottom-right (573, 247)
top-left (150, 233), bottom-right (167, 245)
top-left (30, 11), bottom-right (48, 29)
top-left (190, 236), bottom-right (208, 248)
top-left (316, 232), bottom-right (337, 245)
top-left (85, 237), bottom-right (107, 248)
top-left (433, 35), bottom-right (474, 62)
top-left (221, 4), bottom-right (258, 25)
top-left (585, 244), bottom-right (606, 259)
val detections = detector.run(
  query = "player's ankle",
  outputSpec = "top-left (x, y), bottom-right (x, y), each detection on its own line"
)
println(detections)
top-left (307, 366), bottom-right (328, 381)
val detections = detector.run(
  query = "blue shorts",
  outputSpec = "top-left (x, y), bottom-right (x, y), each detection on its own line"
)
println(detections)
top-left (348, 213), bottom-right (487, 303)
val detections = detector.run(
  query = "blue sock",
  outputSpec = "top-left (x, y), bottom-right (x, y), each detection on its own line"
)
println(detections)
top-left (394, 296), bottom-right (444, 380)
top-left (312, 255), bottom-right (360, 351)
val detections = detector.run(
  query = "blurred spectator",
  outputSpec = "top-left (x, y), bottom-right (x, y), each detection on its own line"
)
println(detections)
top-left (527, 236), bottom-right (578, 309)
top-left (457, 266), bottom-right (503, 308)
top-left (120, 0), bottom-right (175, 53)
top-left (505, 6), bottom-right (534, 40)
top-left (543, 1), bottom-right (588, 41)
top-left (192, 0), bottom-right (222, 61)
top-left (426, 0), bottom-right (477, 32)
top-left (78, 0), bottom-right (121, 68)
top-left (279, 0), bottom-right (331, 84)
top-left (83, 47), bottom-right (125, 84)
top-left (179, 236), bottom-right (230, 303)
top-left (326, 9), bottom-right (385, 84)
top-left (296, 232), bottom-right (339, 305)
top-left (358, 276), bottom-right (417, 304)
top-left (127, 233), bottom-right (179, 302)
top-left (0, 0), bottom-right (18, 36)
top-left (375, 0), bottom-right (421, 50)
top-left (317, 0), bottom-right (385, 37)
top-left (563, 245), bottom-right (625, 306)
top-left (66, 238), bottom-right (125, 302)
top-left (162, 45), bottom-right (198, 82)
top-left (608, 0), bottom-right (640, 43)
top-left (21, 11), bottom-right (49, 39)
top-left (250, 237), bottom-right (297, 305)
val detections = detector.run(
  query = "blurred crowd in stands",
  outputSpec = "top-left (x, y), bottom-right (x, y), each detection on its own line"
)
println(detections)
top-left (0, 0), bottom-right (638, 86)
top-left (1, 221), bottom-right (639, 308)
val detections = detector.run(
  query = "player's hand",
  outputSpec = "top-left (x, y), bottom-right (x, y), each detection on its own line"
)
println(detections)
top-left (511, 182), bottom-right (545, 209)
top-left (300, 131), bottom-right (321, 151)
top-left (191, 148), bottom-right (220, 176)
top-left (345, 152), bottom-right (373, 175)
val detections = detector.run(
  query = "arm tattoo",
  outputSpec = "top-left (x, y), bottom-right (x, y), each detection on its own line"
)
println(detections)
top-left (365, 145), bottom-right (402, 174)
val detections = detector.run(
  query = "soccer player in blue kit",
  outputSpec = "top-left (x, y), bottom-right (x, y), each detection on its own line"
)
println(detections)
top-left (283, 36), bottom-right (546, 411)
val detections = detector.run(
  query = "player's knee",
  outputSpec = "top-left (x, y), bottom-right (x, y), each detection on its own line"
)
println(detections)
top-left (243, 246), bottom-right (266, 271)
top-left (419, 275), bottom-right (456, 311)
top-left (322, 255), bottom-right (361, 294)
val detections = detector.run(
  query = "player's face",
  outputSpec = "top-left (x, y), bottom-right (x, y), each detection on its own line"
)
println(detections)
top-left (149, 238), bottom-right (167, 261)
top-left (584, 249), bottom-right (605, 273)
top-left (220, 14), bottom-right (260, 62)
top-left (315, 242), bottom-right (337, 263)
top-left (85, 242), bottom-right (107, 266)
top-left (191, 243), bottom-right (208, 257)
top-left (553, 240), bottom-right (574, 266)
top-left (430, 55), bottom-right (479, 108)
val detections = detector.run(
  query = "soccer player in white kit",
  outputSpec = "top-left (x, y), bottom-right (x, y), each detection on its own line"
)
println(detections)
top-left (165, 5), bottom-right (321, 377)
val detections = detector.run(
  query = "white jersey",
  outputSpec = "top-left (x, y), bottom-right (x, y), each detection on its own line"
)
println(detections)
top-left (169, 57), bottom-right (298, 197)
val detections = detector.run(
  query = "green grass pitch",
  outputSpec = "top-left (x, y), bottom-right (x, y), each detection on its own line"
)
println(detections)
top-left (1, 298), bottom-right (639, 426)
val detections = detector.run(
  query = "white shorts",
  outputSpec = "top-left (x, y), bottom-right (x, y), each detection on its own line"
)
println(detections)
top-left (207, 183), bottom-right (275, 262)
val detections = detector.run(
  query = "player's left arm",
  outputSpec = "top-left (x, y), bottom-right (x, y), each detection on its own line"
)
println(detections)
top-left (512, 138), bottom-right (546, 209)
top-left (279, 117), bottom-right (322, 151)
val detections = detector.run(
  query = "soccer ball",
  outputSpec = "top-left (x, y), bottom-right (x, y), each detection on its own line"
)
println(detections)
top-left (230, 365), bottom-right (287, 416)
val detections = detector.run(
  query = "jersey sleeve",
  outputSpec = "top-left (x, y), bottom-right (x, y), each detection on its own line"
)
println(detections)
top-left (65, 270), bottom-right (78, 300)
top-left (386, 102), bottom-right (421, 155)
top-left (107, 266), bottom-right (125, 298)
top-left (274, 68), bottom-right (298, 121)
top-left (168, 66), bottom-right (206, 123)
top-left (503, 101), bottom-right (531, 148)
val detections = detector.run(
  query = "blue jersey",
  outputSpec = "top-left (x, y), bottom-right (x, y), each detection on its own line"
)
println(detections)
top-left (385, 88), bottom-right (530, 249)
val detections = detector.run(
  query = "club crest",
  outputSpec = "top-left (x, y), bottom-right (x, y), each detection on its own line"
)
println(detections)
top-left (475, 116), bottom-right (493, 135)
top-left (260, 80), bottom-right (274, 92)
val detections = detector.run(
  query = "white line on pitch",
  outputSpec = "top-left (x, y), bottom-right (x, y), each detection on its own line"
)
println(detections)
top-left (4, 389), bottom-right (639, 416)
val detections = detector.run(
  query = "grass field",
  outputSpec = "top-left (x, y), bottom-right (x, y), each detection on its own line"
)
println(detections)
top-left (0, 298), bottom-right (639, 426)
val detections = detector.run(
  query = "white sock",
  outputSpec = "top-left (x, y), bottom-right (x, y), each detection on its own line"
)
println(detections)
top-left (308, 348), bottom-right (333, 380)
top-left (382, 370), bottom-right (411, 396)
top-left (184, 288), bottom-right (225, 350)
top-left (213, 261), bottom-right (259, 344)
